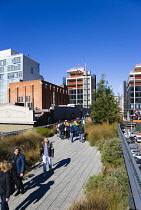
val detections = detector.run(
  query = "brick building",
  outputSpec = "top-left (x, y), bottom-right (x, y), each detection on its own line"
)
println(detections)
top-left (8, 80), bottom-right (69, 109)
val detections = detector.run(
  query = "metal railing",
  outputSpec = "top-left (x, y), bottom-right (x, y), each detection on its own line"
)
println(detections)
top-left (118, 125), bottom-right (141, 210)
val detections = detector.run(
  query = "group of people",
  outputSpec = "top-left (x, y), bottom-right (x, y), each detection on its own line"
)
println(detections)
top-left (56, 118), bottom-right (85, 143)
top-left (0, 147), bottom-right (26, 210)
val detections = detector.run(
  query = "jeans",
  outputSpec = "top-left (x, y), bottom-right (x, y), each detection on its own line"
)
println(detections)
top-left (1, 194), bottom-right (9, 210)
top-left (57, 129), bottom-right (61, 137)
top-left (79, 133), bottom-right (84, 142)
top-left (70, 132), bottom-right (73, 142)
top-left (43, 155), bottom-right (52, 175)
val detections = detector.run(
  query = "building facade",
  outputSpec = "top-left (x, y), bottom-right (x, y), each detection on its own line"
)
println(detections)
top-left (0, 49), bottom-right (43, 104)
top-left (66, 67), bottom-right (96, 108)
top-left (8, 80), bottom-right (69, 109)
top-left (125, 63), bottom-right (141, 119)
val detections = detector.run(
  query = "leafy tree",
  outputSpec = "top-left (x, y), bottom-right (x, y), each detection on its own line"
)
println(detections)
top-left (90, 74), bottom-right (120, 123)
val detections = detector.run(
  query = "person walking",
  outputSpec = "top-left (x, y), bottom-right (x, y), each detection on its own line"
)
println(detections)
top-left (59, 122), bottom-right (65, 139)
top-left (11, 147), bottom-right (26, 196)
top-left (69, 124), bottom-right (74, 143)
top-left (0, 161), bottom-right (12, 210)
top-left (40, 137), bottom-right (54, 177)
top-left (78, 123), bottom-right (85, 143)
top-left (72, 122), bottom-right (78, 139)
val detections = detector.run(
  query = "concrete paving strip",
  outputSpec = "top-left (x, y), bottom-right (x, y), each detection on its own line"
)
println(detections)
top-left (9, 135), bottom-right (102, 210)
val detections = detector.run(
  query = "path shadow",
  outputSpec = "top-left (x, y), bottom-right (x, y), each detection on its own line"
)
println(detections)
top-left (23, 170), bottom-right (54, 191)
top-left (15, 174), bottom-right (54, 210)
top-left (53, 158), bottom-right (71, 170)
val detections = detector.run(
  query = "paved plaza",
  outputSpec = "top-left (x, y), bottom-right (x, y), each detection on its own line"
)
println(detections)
top-left (9, 135), bottom-right (102, 210)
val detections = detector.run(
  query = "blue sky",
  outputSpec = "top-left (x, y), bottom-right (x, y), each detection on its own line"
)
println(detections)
top-left (1, 0), bottom-right (141, 95)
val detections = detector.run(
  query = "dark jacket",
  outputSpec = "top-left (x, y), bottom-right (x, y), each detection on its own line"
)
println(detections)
top-left (40, 141), bottom-right (54, 157)
top-left (59, 123), bottom-right (65, 131)
top-left (0, 171), bottom-right (10, 198)
top-left (78, 125), bottom-right (84, 134)
top-left (11, 153), bottom-right (26, 174)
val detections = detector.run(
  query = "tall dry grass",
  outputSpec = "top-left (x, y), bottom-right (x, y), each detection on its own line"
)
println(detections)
top-left (0, 130), bottom-right (43, 169)
top-left (69, 187), bottom-right (127, 210)
top-left (84, 122), bottom-right (118, 146)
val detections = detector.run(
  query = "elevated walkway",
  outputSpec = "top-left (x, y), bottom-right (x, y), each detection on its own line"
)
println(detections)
top-left (9, 135), bottom-right (102, 210)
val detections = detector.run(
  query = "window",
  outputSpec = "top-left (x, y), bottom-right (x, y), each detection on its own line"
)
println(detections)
top-left (8, 72), bottom-right (14, 79)
top-left (14, 65), bottom-right (17, 71)
top-left (14, 72), bottom-right (18, 78)
top-left (0, 74), bottom-right (4, 80)
top-left (0, 60), bottom-right (3, 66)
top-left (31, 67), bottom-right (33, 74)
top-left (17, 64), bottom-right (21, 70)
top-left (0, 67), bottom-right (4, 73)
top-left (12, 57), bottom-right (21, 64)
top-left (18, 71), bottom-right (22, 77)
top-left (26, 96), bottom-right (30, 102)
top-left (11, 65), bottom-right (14, 71)
top-left (18, 97), bottom-right (23, 102)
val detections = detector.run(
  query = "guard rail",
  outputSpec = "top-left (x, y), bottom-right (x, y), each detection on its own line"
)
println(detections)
top-left (118, 125), bottom-right (141, 210)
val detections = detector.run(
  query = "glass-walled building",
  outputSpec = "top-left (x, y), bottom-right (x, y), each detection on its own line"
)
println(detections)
top-left (126, 63), bottom-right (141, 117)
top-left (0, 49), bottom-right (43, 104)
top-left (66, 66), bottom-right (96, 108)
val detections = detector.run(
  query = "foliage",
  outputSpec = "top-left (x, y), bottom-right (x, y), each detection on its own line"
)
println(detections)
top-left (84, 122), bottom-right (118, 146)
top-left (0, 130), bottom-right (44, 170)
top-left (100, 138), bottom-right (124, 168)
top-left (35, 127), bottom-right (55, 137)
top-left (90, 74), bottom-right (120, 124)
top-left (69, 128), bottom-right (129, 210)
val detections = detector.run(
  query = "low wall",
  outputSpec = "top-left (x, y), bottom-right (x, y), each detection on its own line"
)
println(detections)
top-left (0, 124), bottom-right (34, 133)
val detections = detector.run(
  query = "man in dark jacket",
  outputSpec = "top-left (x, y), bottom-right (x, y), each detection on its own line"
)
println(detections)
top-left (40, 137), bottom-right (54, 177)
top-left (11, 147), bottom-right (25, 196)
top-left (78, 124), bottom-right (85, 143)
top-left (59, 122), bottom-right (65, 139)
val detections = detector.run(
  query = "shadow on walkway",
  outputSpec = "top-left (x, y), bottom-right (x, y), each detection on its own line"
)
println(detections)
top-left (14, 158), bottom-right (71, 209)
top-left (15, 174), bottom-right (54, 210)
top-left (53, 158), bottom-right (71, 170)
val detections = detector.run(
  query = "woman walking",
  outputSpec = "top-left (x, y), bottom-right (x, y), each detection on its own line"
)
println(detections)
top-left (0, 161), bottom-right (12, 210)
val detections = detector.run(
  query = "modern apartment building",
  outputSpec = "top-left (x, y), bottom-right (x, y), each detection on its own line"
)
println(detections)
top-left (66, 66), bottom-right (96, 108)
top-left (0, 49), bottom-right (43, 104)
top-left (8, 80), bottom-right (69, 109)
top-left (125, 63), bottom-right (141, 119)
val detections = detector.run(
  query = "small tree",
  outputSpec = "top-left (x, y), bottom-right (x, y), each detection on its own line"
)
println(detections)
top-left (90, 74), bottom-right (120, 123)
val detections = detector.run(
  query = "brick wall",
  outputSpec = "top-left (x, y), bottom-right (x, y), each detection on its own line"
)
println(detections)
top-left (8, 80), bottom-right (69, 109)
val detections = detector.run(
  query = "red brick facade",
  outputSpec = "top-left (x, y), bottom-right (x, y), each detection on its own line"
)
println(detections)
top-left (8, 80), bottom-right (69, 109)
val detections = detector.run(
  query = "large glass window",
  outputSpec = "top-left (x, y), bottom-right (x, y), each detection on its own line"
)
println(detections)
top-left (12, 57), bottom-right (21, 64)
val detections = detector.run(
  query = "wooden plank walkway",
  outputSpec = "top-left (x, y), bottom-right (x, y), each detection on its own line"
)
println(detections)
top-left (9, 135), bottom-right (102, 210)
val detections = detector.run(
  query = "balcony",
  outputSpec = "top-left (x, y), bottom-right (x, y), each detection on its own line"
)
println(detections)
top-left (67, 81), bottom-right (83, 85)
top-left (67, 86), bottom-right (83, 89)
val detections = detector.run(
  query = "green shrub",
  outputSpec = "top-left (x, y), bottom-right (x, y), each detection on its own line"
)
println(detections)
top-left (69, 126), bottom-right (129, 210)
top-left (35, 127), bottom-right (55, 137)
top-left (100, 138), bottom-right (124, 168)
